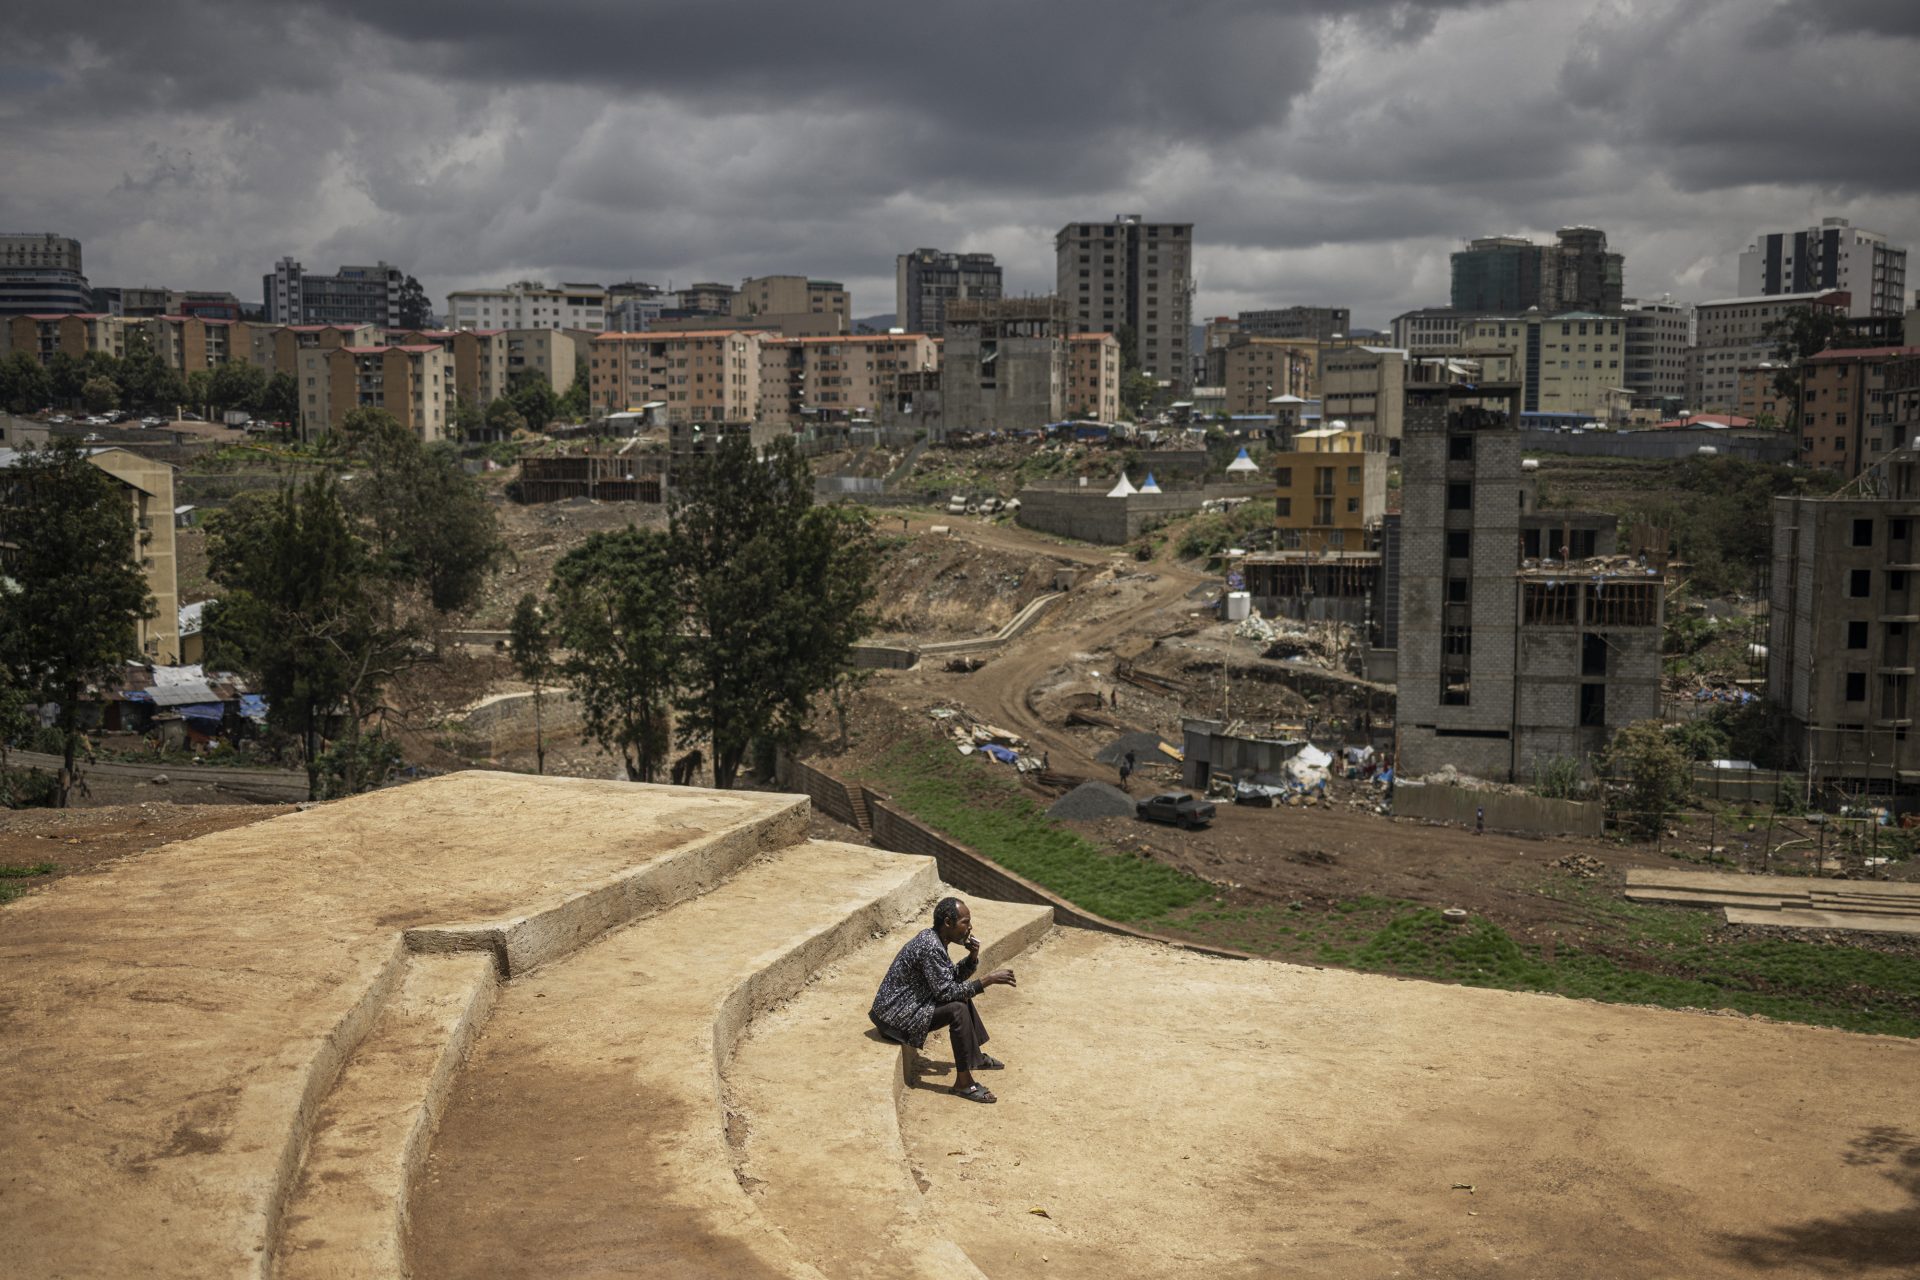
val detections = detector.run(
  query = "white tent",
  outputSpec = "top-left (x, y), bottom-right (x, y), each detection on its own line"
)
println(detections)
top-left (1225, 448), bottom-right (1259, 474)
top-left (1139, 471), bottom-right (1161, 494)
top-left (1106, 471), bottom-right (1137, 497)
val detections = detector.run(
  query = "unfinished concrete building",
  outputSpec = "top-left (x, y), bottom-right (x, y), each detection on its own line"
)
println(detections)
top-left (1769, 446), bottom-right (1920, 797)
top-left (1397, 381), bottom-right (1664, 780)
top-left (936, 297), bottom-right (1068, 436)
top-left (514, 448), bottom-right (668, 504)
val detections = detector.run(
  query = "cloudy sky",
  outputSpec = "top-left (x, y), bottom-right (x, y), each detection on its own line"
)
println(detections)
top-left (4, 0), bottom-right (1916, 330)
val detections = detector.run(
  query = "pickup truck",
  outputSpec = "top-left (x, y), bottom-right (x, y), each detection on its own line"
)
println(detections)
top-left (1135, 792), bottom-right (1217, 830)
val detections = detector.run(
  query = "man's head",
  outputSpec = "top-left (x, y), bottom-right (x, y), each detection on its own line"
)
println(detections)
top-left (933, 896), bottom-right (971, 943)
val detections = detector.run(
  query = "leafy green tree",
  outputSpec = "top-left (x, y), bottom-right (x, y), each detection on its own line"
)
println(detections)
top-left (484, 398), bottom-right (527, 440)
top-left (672, 434), bottom-right (877, 788)
top-left (183, 370), bottom-right (213, 417)
top-left (259, 372), bottom-right (299, 426)
top-left (507, 371), bottom-right (559, 431)
top-left (1596, 720), bottom-right (1693, 840)
top-left (81, 376), bottom-right (119, 414)
top-left (338, 408), bottom-right (508, 617)
top-left (112, 331), bottom-right (181, 414)
top-left (395, 274), bottom-right (434, 330)
top-left (509, 592), bottom-right (554, 774)
top-left (0, 352), bottom-right (52, 414)
top-left (451, 396), bottom-right (485, 443)
top-left (0, 440), bottom-right (156, 805)
top-left (549, 530), bottom-right (680, 782)
top-left (1121, 370), bottom-right (1159, 418)
top-left (208, 360), bottom-right (267, 417)
top-left (47, 352), bottom-right (86, 408)
top-left (561, 362), bottom-right (591, 420)
top-left (204, 476), bottom-right (414, 798)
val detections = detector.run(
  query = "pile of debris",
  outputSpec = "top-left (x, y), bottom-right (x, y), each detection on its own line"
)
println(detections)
top-left (1547, 853), bottom-right (1607, 879)
top-left (1047, 782), bottom-right (1137, 821)
top-left (928, 706), bottom-right (1044, 772)
top-left (1227, 615), bottom-right (1350, 670)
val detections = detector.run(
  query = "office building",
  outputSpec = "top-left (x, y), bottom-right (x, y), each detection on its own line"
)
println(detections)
top-left (1621, 297), bottom-right (1692, 408)
top-left (0, 233), bottom-right (91, 317)
top-left (262, 258), bottom-right (407, 328)
top-left (1054, 215), bottom-right (1194, 389)
top-left (896, 249), bottom-right (1002, 336)
top-left (1391, 307), bottom-right (1470, 353)
top-left (446, 281), bottom-right (606, 332)
top-left (1768, 446), bottom-right (1920, 792)
top-left (1238, 306), bottom-right (1350, 343)
top-left (1739, 218), bottom-right (1908, 318)
top-left (1450, 227), bottom-right (1624, 314)
top-left (1689, 289), bottom-right (1851, 413)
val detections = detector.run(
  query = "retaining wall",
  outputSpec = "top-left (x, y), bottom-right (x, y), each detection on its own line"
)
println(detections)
top-left (850, 644), bottom-right (919, 670)
top-left (781, 755), bottom-right (863, 829)
top-left (1014, 482), bottom-right (1269, 544)
top-left (1518, 429), bottom-right (1796, 463)
top-left (1395, 781), bottom-right (1604, 838)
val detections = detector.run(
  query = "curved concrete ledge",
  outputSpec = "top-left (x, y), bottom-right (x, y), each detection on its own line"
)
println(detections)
top-left (406, 842), bottom-right (947, 1279)
top-left (920, 591), bottom-right (1065, 656)
top-left (728, 896), bottom-right (1054, 1279)
top-left (0, 772), bottom-right (809, 1280)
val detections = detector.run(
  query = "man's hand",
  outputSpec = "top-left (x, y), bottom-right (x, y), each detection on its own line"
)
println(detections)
top-left (982, 968), bottom-right (1016, 988)
top-left (963, 934), bottom-right (981, 958)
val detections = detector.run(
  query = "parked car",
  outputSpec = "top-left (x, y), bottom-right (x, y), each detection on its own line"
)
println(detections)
top-left (1135, 792), bottom-right (1217, 829)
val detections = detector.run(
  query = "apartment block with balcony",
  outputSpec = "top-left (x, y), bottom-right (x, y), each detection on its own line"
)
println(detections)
top-left (389, 328), bottom-right (510, 408)
top-left (1218, 335), bottom-right (1315, 416)
top-left (1272, 427), bottom-right (1384, 552)
top-left (296, 344), bottom-right (449, 443)
top-left (1769, 447), bottom-right (1920, 793)
top-left (504, 328), bottom-right (592, 397)
top-left (447, 281), bottom-right (606, 332)
top-left (590, 330), bottom-right (766, 424)
top-left (1798, 346), bottom-right (1920, 476)
top-left (1689, 289), bottom-right (1850, 413)
top-left (2, 313), bottom-right (131, 364)
top-left (757, 333), bottom-right (937, 427)
top-left (1054, 215), bottom-right (1193, 391)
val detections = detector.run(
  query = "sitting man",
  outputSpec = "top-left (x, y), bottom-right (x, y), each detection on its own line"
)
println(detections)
top-left (869, 896), bottom-right (1016, 1103)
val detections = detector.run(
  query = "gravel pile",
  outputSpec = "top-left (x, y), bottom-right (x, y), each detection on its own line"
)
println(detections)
top-left (1047, 781), bottom-right (1138, 821)
top-left (1094, 731), bottom-right (1174, 765)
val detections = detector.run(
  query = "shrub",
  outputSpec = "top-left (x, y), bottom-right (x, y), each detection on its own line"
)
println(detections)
top-left (1597, 721), bottom-right (1693, 839)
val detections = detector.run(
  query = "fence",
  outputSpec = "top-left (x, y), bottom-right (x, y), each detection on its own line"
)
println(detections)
top-left (1690, 766), bottom-right (1794, 805)
top-left (776, 751), bottom-right (1250, 959)
top-left (1601, 807), bottom-right (1904, 878)
top-left (1393, 782), bottom-right (1604, 838)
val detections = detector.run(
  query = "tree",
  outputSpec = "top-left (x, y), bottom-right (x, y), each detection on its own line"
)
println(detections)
top-left (204, 476), bottom-right (415, 798)
top-left (1122, 370), bottom-right (1159, 418)
top-left (1765, 305), bottom-right (1846, 421)
top-left (561, 362), bottom-right (591, 420)
top-left (0, 440), bottom-right (155, 805)
top-left (183, 370), bottom-right (213, 417)
top-left (484, 398), bottom-right (527, 440)
top-left (1595, 720), bottom-right (1693, 840)
top-left (81, 376), bottom-right (119, 415)
top-left (47, 352), bottom-right (86, 408)
top-left (0, 352), bottom-right (51, 414)
top-left (549, 529), bottom-right (680, 783)
top-left (338, 408), bottom-right (508, 617)
top-left (259, 372), bottom-right (299, 427)
top-left (395, 274), bottom-right (434, 330)
top-left (509, 592), bottom-right (554, 775)
top-left (672, 434), bottom-right (877, 788)
top-left (113, 331), bottom-right (181, 414)
top-left (208, 360), bottom-right (267, 417)
top-left (507, 371), bottom-right (559, 431)
top-left (451, 396), bottom-right (485, 443)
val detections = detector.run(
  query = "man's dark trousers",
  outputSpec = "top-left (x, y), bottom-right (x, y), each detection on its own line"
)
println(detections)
top-left (926, 998), bottom-right (990, 1069)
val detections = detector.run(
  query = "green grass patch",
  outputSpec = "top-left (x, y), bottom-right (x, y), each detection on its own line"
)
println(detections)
top-left (0, 861), bottom-right (55, 905)
top-left (854, 734), bottom-right (1212, 923)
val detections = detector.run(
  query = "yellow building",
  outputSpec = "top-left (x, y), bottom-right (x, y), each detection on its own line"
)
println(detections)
top-left (1220, 336), bottom-right (1317, 415)
top-left (590, 330), bottom-right (766, 423)
top-left (1271, 427), bottom-right (1385, 552)
top-left (758, 333), bottom-right (938, 426)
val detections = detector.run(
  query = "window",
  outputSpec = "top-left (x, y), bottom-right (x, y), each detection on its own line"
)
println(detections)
top-left (1446, 577), bottom-right (1469, 604)
top-left (1893, 518), bottom-right (1911, 540)
top-left (1448, 435), bottom-right (1474, 462)
top-left (1845, 672), bottom-right (1867, 702)
top-left (1582, 633), bottom-right (1607, 676)
top-left (1446, 530), bottom-right (1470, 558)
top-left (1275, 467), bottom-right (1292, 486)
top-left (1347, 497), bottom-right (1359, 513)
top-left (1854, 518), bottom-right (1874, 547)
top-left (1276, 497), bottom-right (1291, 518)
top-left (1447, 482), bottom-right (1472, 510)
top-left (1347, 466), bottom-right (1361, 484)
top-left (1579, 682), bottom-right (1606, 726)
top-left (1850, 569), bottom-right (1872, 597)
top-left (1847, 620), bottom-right (1869, 649)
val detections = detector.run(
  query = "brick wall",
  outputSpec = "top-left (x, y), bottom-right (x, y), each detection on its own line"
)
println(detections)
top-left (782, 756), bottom-right (861, 829)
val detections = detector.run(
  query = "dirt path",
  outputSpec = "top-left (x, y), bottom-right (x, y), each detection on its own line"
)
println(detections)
top-left (903, 928), bottom-right (1920, 1279)
top-left (896, 513), bottom-right (1117, 567)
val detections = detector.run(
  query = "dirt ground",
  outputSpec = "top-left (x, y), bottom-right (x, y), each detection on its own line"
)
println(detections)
top-left (901, 927), bottom-right (1920, 1279)
top-left (0, 802), bottom-right (290, 900)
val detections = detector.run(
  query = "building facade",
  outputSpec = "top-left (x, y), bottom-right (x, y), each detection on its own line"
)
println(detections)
top-left (1318, 346), bottom-right (1406, 444)
top-left (1218, 336), bottom-right (1315, 416)
top-left (388, 328), bottom-right (509, 408)
top-left (939, 297), bottom-right (1068, 435)
top-left (0, 233), bottom-right (90, 317)
top-left (446, 281), bottom-right (606, 332)
top-left (1450, 227), bottom-right (1624, 314)
top-left (589, 330), bottom-right (766, 423)
top-left (757, 333), bottom-right (938, 426)
top-left (1054, 215), bottom-right (1193, 390)
top-left (1238, 306), bottom-right (1350, 342)
top-left (1798, 346), bottom-right (1920, 476)
top-left (1272, 427), bottom-right (1385, 552)
top-left (263, 259), bottom-right (407, 328)
top-left (1066, 332), bottom-right (1122, 423)
top-left (1739, 217), bottom-right (1908, 319)
top-left (1690, 289), bottom-right (1851, 412)
top-left (1456, 312), bottom-right (1630, 421)
top-left (1391, 307), bottom-right (1469, 353)
top-left (1769, 449), bottom-right (1920, 791)
top-left (1622, 297), bottom-right (1692, 408)
top-left (295, 343), bottom-right (450, 442)
top-left (896, 249), bottom-right (1001, 337)
top-left (731, 276), bottom-right (850, 330)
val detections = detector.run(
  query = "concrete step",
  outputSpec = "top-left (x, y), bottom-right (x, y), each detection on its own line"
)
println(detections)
top-left (406, 841), bottom-right (946, 1279)
top-left (728, 897), bottom-right (1054, 1279)
top-left (275, 954), bottom-right (498, 1279)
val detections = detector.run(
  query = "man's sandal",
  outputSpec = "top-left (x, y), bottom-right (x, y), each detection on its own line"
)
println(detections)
top-left (974, 1054), bottom-right (1005, 1070)
top-left (952, 1082), bottom-right (997, 1103)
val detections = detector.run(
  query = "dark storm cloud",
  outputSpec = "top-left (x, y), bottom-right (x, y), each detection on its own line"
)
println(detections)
top-left (2, 1), bottom-right (1915, 330)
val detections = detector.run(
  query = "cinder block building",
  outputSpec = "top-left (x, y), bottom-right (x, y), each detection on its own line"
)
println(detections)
top-left (1397, 381), bottom-right (1664, 780)
top-left (1769, 447), bottom-right (1920, 794)
top-left (937, 297), bottom-right (1068, 436)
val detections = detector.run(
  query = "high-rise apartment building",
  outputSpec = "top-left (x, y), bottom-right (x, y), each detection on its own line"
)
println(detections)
top-left (1621, 298), bottom-right (1693, 407)
top-left (1738, 217), bottom-right (1908, 318)
top-left (447, 281), bottom-right (606, 332)
top-left (263, 258), bottom-right (408, 328)
top-left (1054, 215), bottom-right (1193, 390)
top-left (895, 249), bottom-right (1002, 336)
top-left (1450, 227), bottom-right (1623, 314)
top-left (0, 233), bottom-right (91, 316)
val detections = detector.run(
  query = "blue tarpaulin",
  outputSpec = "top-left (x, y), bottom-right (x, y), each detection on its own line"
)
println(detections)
top-left (979, 744), bottom-right (1018, 764)
top-left (239, 694), bottom-right (267, 722)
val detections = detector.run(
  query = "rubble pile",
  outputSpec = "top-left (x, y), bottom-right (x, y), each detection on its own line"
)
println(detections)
top-left (928, 706), bottom-right (1044, 773)
top-left (1547, 853), bottom-right (1607, 879)
top-left (1047, 782), bottom-right (1138, 821)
